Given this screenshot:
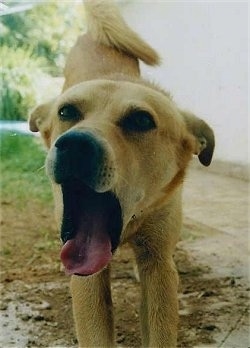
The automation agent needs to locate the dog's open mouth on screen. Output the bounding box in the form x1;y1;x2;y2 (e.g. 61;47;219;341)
60;181;122;276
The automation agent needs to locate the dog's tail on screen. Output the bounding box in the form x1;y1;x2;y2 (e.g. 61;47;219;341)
84;0;160;66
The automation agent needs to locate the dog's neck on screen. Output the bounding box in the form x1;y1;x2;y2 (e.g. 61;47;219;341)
147;168;186;212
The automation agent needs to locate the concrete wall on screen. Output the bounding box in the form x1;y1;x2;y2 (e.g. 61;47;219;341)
120;1;249;167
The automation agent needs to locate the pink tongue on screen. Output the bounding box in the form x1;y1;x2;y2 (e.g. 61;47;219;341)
60;214;112;276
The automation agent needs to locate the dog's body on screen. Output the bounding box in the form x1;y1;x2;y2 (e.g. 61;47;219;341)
29;1;215;347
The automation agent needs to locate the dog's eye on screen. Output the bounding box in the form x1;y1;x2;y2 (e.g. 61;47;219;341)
58;104;81;122
119;110;156;133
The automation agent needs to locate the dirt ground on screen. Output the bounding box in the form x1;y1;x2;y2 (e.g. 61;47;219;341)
0;167;249;347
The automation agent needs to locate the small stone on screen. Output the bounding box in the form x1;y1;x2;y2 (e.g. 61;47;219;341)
202;324;217;331
230;278;236;286
34;314;45;321
21;314;32;321
117;333;125;343
0;303;8;310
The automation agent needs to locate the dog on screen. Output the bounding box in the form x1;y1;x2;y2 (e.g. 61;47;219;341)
29;1;215;347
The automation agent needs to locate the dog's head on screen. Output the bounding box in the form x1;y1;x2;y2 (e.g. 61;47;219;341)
29;78;214;276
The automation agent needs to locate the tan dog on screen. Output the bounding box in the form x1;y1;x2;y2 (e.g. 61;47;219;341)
29;1;215;347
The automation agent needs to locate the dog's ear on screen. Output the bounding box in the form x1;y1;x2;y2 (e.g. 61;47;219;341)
29;99;55;148
180;110;215;166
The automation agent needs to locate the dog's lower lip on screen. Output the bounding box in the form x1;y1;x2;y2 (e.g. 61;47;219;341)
60;180;122;275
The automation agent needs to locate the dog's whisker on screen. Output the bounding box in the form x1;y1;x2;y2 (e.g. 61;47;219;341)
35;165;45;173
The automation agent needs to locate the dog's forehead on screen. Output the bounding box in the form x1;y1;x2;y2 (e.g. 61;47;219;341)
58;79;172;111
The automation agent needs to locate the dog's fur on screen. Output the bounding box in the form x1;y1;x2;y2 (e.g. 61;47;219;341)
29;1;215;347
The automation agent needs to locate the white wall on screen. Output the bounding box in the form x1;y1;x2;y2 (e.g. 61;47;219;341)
121;1;249;166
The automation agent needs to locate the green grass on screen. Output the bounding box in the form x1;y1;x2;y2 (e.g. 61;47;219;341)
0;132;52;207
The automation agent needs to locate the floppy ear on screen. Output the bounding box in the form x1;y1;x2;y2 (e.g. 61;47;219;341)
29;99;55;148
180;110;215;166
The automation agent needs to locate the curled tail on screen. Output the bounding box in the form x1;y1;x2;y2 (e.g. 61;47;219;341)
84;0;160;66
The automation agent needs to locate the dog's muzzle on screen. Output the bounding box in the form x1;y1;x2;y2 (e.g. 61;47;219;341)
47;130;122;276
54;130;111;191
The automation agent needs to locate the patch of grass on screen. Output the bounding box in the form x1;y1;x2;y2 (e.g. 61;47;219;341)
0;132;52;207
34;228;60;252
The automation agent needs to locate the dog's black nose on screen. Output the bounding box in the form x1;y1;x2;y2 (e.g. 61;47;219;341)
54;131;105;187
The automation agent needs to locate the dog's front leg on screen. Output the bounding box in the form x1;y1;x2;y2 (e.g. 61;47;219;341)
70;267;114;347
132;233;179;348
